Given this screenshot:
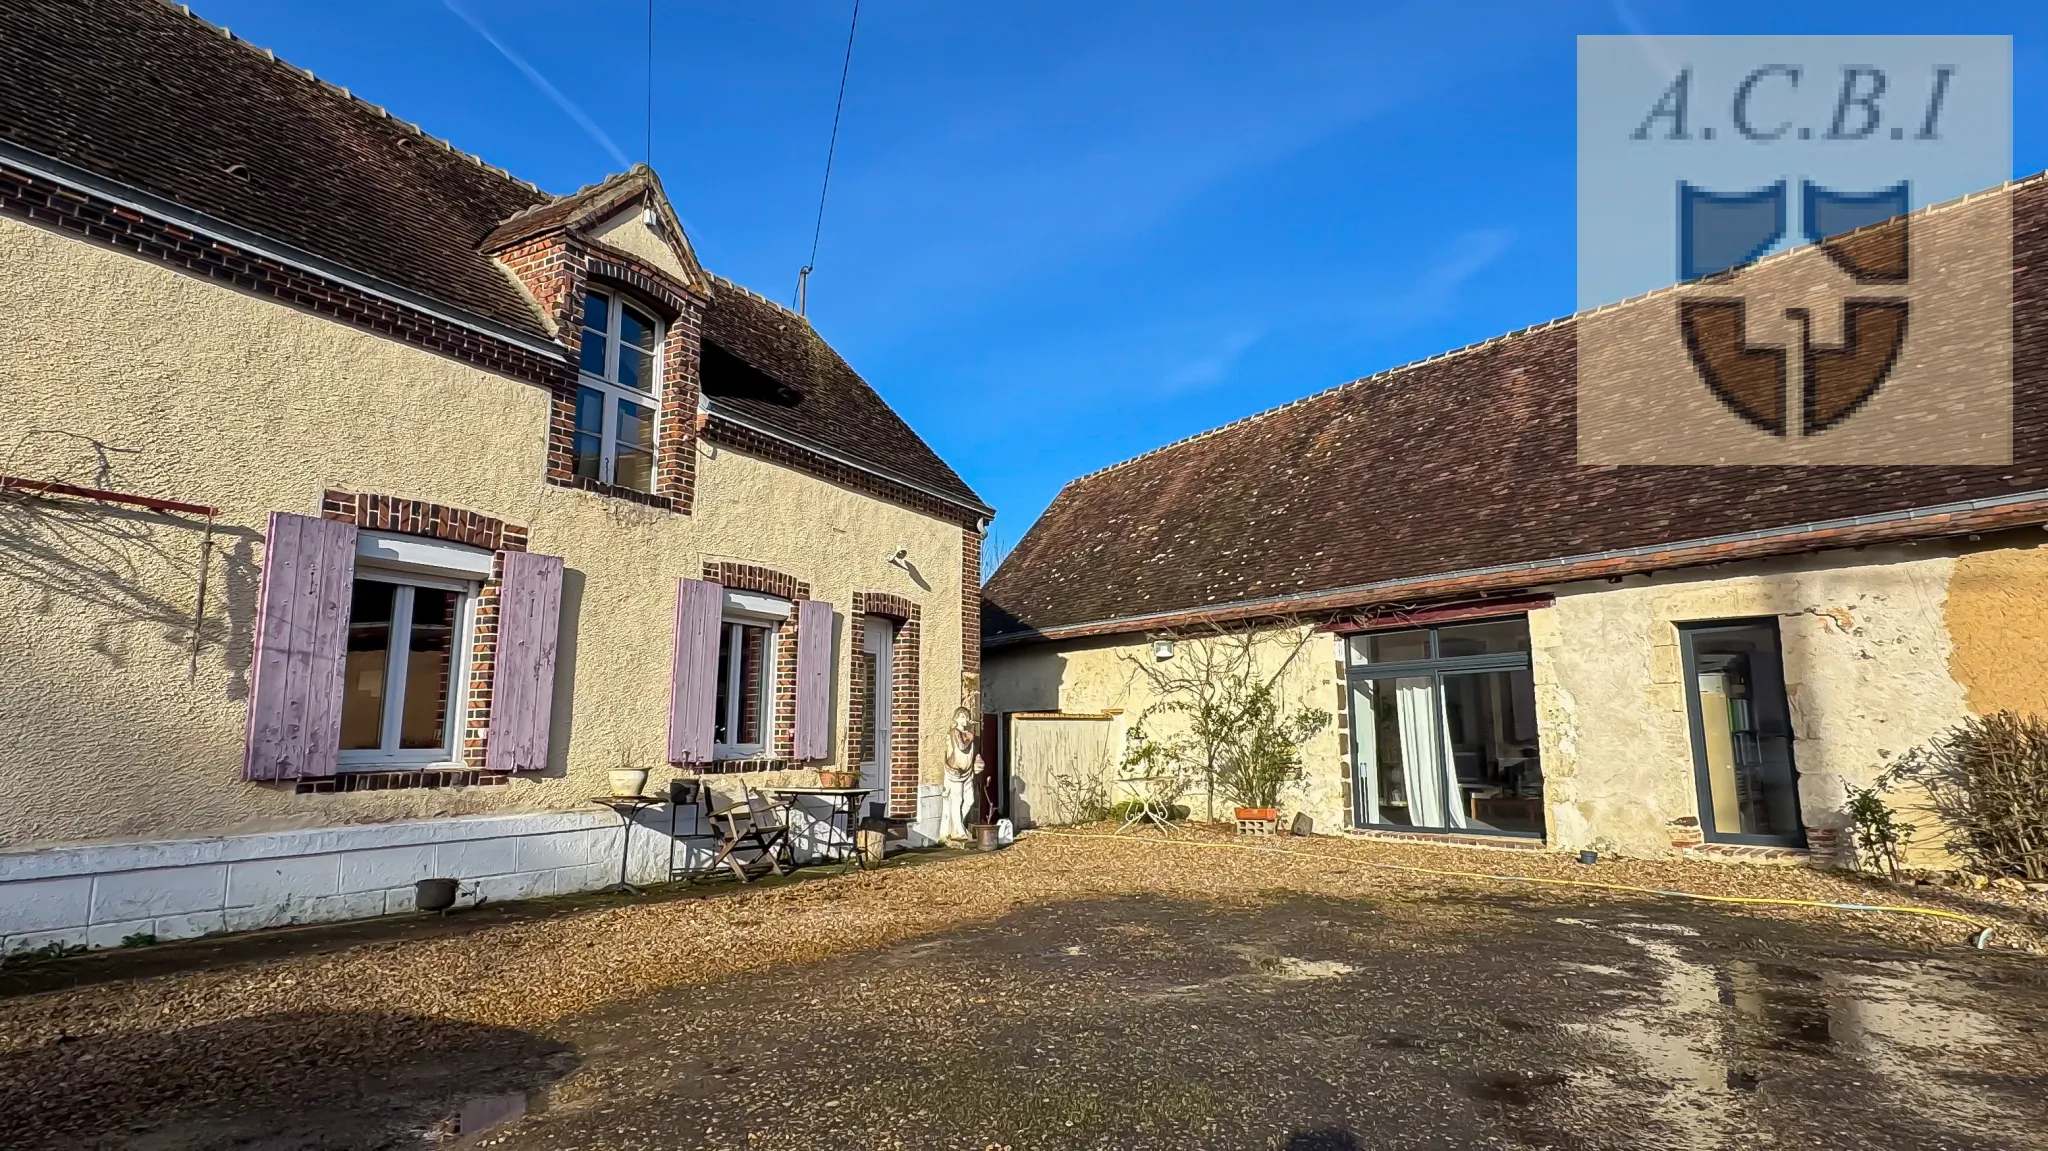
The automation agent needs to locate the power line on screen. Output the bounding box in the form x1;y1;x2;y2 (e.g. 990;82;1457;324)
795;0;861;316
645;0;655;164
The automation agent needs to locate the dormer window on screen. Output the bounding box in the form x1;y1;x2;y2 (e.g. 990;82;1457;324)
574;288;662;491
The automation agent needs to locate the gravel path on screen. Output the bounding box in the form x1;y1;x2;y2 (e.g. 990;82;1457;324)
3;828;2045;1148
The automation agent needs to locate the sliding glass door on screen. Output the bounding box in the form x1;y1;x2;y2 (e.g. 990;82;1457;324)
1680;620;1804;847
1346;619;1544;838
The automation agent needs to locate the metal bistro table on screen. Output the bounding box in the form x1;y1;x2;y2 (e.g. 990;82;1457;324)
589;794;662;894
759;786;877;868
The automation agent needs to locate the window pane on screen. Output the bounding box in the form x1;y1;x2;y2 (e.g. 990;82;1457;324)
1687;625;1801;842
340;581;395;751
1441;670;1544;835
579;292;609;376
738;624;770;746
618;345;656;391
714;624;735;745
1435;619;1531;659
1362;629;1429;664
573;387;605;480
622;304;657;351
399;588;459;750
613;400;655;491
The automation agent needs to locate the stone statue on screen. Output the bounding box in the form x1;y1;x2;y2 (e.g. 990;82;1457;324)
940;706;982;841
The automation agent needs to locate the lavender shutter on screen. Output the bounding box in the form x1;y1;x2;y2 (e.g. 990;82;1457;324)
485;551;565;772
667;578;723;764
792;599;834;759
243;512;356;781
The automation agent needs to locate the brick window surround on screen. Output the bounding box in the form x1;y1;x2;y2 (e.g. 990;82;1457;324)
701;561;814;772
847;592;922;816
494;227;704;515
320;489;529;773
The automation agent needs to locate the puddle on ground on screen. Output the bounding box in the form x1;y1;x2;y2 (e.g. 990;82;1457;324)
1554;922;2016;1149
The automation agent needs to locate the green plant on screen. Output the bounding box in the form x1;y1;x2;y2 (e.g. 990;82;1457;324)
119;932;159;949
1120;625;1326;821
1844;771;1915;878
1212;683;1330;811
1890;710;2048;880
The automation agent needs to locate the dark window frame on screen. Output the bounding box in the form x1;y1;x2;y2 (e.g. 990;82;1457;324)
1343;617;1544;840
1678;618;1808;848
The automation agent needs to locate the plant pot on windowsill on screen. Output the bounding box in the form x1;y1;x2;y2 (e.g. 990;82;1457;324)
609;768;650;798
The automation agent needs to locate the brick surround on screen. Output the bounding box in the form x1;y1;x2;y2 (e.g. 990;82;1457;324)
320;488;529;774
849;592;922;815
701;561;817;767
492;227;704;515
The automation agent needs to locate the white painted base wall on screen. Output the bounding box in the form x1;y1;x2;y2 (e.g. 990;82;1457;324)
0;790;953;956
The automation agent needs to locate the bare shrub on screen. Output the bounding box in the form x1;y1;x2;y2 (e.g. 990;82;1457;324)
1891;710;2048;880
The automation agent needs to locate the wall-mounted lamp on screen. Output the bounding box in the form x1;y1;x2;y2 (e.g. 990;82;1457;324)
1151;638;1176;661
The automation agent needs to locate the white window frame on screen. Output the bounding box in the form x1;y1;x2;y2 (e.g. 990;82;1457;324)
713;591;790;761
337;565;478;771
576;288;664;489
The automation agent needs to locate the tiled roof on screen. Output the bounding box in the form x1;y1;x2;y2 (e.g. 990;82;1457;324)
0;0;553;336
983;177;2048;642
702;276;988;512
0;0;981;515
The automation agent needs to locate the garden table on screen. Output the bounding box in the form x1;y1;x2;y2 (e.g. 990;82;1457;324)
759;786;877;868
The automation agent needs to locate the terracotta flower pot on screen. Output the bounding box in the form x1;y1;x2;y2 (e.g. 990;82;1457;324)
1234;807;1279;822
820;770;860;789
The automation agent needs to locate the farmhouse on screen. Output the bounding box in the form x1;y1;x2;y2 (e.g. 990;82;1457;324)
983;175;2048;865
0;0;988;953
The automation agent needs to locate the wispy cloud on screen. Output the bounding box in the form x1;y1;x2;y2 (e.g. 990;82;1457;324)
442;0;631;169
1367;227;1515;329
1161;327;1266;394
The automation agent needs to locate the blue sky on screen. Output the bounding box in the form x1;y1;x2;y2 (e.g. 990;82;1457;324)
189;1;2047;562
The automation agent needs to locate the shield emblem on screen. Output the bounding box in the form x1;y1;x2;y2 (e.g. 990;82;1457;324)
1805;180;1910;282
1678;181;1787;281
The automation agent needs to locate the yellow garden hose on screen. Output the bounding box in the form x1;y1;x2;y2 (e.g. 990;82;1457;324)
1028;829;1999;943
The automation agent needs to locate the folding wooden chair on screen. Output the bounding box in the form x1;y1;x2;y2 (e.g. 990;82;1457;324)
704;789;796;882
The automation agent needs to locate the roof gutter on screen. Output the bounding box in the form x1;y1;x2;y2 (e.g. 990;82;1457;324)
985;486;2048;647
705;406;996;520
0;139;569;363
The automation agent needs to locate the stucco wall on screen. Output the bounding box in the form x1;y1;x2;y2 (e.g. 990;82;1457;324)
982;626;1350;829
987;539;2048;863
1536;545;1977;861
0;214;966;852
1945;540;2048;718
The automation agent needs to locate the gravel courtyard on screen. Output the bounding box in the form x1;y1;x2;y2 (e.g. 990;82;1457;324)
4;830;2047;1150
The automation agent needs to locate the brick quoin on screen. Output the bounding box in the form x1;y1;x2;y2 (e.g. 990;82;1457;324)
321;488;529;773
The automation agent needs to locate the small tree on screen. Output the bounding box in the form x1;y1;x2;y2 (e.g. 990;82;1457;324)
1119;623;1328;821
1889;711;2048;880
1213;682;1330;811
